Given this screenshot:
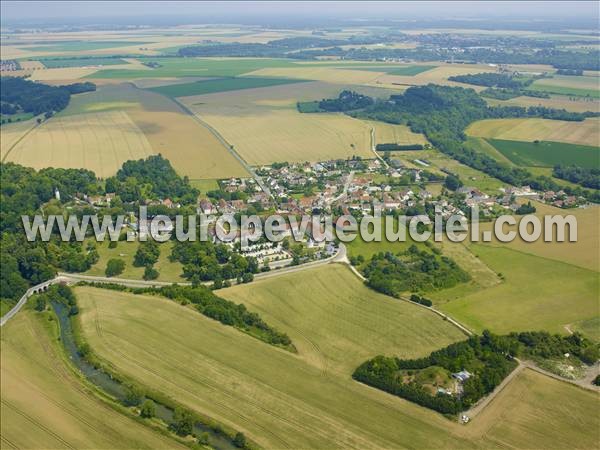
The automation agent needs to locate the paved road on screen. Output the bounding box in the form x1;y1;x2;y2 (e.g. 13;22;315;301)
1;244;346;327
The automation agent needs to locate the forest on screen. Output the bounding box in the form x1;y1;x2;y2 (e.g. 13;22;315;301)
0;77;95;116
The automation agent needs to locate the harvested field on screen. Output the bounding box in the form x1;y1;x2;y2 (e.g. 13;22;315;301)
466;117;600;147
2;110;154;178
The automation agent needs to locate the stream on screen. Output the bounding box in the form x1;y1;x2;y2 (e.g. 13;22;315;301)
52;301;237;450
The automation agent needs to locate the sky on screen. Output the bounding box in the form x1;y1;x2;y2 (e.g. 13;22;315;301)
2;1;599;23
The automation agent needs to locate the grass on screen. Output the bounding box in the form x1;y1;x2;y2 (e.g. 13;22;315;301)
58;83;248;179
22;41;150;52
39;57;127;68
0;308;187;449
1;110;154;179
75;265;474;449
190;178;220;194
75;264;600;449
439;244;599;335
89;57;297;79
484;93;600;113
84;240;184;282
487;138;600;169
466;117;600;147
571;317;600;342
149;77;309;98
526;75;600;99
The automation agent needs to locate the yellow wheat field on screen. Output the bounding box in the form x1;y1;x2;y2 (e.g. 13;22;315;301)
3;111;154;178
466;117;600;147
365;120;430;146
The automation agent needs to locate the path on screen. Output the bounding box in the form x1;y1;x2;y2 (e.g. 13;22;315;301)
370;127;389;169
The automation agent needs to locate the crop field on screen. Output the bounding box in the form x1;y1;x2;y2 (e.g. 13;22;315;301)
90;57;298;79
245;66;386;84
0;309;187;449
466;117;600;147
21;40;151;53
2;110;154;179
182;82;375;165
461;369;600;449
0;118;37;158
439;244;599;335
570;317;600;342
527;75;600;98
39;57;128;68
487;138;600;168
148;76;310;97
485;93;600;113
17;60;45;70
84;240;184;282
75;264;599;449
59;83;248;179
361;65;435;76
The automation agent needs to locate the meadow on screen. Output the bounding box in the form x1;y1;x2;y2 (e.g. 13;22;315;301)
527;74;600;98
466;117;600;147
485;93;600;113
367;120;430;146
75;264;600;449
438;244;599;335
487;138;600;168
0;309;187;449
148;76;309;98
21;40;151;53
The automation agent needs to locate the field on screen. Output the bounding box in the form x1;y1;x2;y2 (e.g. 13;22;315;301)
75;264;600;449
438;244;599;335
485;93;600;113
52;83;247;179
148;76;309;98
84;240;185;282
0;309;187;449
527;75;600;98
0;119;37;157
1;110;154;178
367;120;430;146
90;58;298;79
487;138;600;168
461;369;600;449
181;82;375;165
466;117;600;147
75;266;470;449
39;57;128;68
22;41;151;52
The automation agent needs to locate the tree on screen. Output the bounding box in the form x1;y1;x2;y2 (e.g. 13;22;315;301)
34;295;46;312
233;432;247;448
444;174;462;191
143;265;159;281
134;241;160;267
241;272;253;283
140;399;156;418
198;432;210;445
105;258;125;277
123;385;144;407
171;407;194;436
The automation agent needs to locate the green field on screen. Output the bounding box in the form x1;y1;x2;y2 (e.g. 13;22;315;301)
90;57;298;79
149;76;309;98
0;309;187;449
39;57;127;68
439;244;599;335
526;83;600;98
358;65;436;76
487;138;600;169
23;41;150;52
